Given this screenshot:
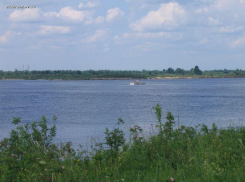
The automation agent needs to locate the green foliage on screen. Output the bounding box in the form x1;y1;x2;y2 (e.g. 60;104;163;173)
104;118;125;158
12;117;21;125
193;65;203;75
175;68;185;75
166;67;175;74
2;66;242;80
1;105;245;181
152;104;163;134
233;69;245;76
130;125;143;143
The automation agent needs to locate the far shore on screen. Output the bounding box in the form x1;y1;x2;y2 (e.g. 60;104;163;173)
1;76;245;81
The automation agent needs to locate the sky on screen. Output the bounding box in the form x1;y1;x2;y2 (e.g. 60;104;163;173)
0;0;245;71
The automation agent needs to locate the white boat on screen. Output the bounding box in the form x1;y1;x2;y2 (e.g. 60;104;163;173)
130;80;146;85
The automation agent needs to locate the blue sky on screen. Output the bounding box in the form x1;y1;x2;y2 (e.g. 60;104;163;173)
0;0;245;71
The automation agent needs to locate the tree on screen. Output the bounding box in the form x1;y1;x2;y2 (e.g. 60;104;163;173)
193;66;203;75
233;69;244;76
223;69;229;74
76;70;82;75
175;68;185;75
166;68;175;74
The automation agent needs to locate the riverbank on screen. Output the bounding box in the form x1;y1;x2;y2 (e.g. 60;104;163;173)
1;68;244;81
1;105;245;181
1;76;245;81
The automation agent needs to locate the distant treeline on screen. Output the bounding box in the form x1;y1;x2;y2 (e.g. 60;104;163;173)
1;66;245;80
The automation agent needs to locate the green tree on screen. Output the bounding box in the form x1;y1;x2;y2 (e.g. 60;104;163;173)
193;66;203;75
233;69;244;76
76;70;82;75
166;68;175;74
175;68;185;75
223;69;229;73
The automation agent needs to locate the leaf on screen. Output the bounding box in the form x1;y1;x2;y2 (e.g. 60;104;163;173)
39;160;47;165
12;117;21;125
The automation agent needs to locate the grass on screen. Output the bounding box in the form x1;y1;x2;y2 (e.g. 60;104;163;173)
1;105;245;181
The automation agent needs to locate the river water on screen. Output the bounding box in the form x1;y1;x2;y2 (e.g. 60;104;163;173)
1;79;245;148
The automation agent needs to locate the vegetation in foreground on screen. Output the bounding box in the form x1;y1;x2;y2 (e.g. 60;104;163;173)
1;66;245;80
1;105;245;182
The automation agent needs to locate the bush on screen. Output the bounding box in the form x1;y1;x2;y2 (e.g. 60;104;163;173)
1;105;245;181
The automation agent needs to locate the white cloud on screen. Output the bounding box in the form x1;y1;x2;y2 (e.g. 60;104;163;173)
231;37;245;47
196;8;208;14
220;26;243;33
58;7;86;21
114;35;120;40
195;0;244;14
191;0;245;37
0;31;21;43
131;2;186;31
123;32;171;39
106;8;124;22
208;17;220;25
39;26;70;35
9;6;88;23
211;0;242;11
113;31;183;45
94;16;105;24
44;7;86;22
78;3;84;8
86;30;106;42
85;7;124;24
195;0;245;19
0;34;8;43
87;2;98;8
84;16;105;24
43;11;59;17
203;0;245;14
9;8;41;22
79;2;98;8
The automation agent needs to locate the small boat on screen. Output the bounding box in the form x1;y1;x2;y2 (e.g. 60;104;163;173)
130;80;146;85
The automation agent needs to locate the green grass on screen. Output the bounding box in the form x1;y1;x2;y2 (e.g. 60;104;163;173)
1;106;245;182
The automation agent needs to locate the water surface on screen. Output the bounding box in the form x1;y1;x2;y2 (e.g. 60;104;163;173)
1;79;245;147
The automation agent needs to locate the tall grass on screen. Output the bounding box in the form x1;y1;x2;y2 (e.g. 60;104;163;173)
1;104;245;181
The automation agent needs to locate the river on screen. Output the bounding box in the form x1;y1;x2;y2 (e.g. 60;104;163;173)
1;79;245;148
